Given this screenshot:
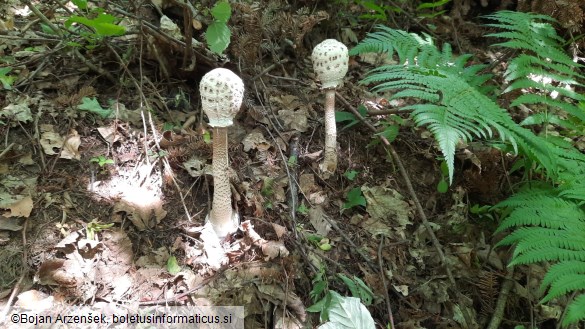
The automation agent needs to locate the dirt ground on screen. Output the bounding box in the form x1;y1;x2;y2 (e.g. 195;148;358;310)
1;0;584;328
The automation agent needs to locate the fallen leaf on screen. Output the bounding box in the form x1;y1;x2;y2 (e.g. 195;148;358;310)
1;196;33;217
60;129;81;160
308;205;331;236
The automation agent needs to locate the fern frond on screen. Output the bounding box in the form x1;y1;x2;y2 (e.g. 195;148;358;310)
563;294;585;326
541;261;585;289
511;248;585;265
540;273;585;303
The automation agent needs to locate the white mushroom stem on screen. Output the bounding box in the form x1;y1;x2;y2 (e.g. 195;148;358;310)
210;126;234;236
323;89;337;173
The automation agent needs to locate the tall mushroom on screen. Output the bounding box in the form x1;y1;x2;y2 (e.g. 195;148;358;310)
311;39;349;177
200;68;244;238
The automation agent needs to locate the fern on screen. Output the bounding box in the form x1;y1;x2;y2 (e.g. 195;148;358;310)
350;25;557;184
485;11;585;125
352;10;585;326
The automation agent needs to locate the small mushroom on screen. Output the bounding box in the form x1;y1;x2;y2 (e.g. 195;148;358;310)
200;68;244;237
311;39;349;177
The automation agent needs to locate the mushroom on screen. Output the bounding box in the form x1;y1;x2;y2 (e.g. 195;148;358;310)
311;39;349;177
200;68;244;238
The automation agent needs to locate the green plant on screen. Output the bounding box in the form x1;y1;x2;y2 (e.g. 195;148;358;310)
296;203;309;215
337;273;375;306
306;234;333;251
166;255;181;275
437;160;449;193
350;11;585;326
484;11;585;132
64;1;126;49
85;218;114;240
0;67;15;90
77;97;114;119
343;169;359;181
416;0;451;18
343;187;366;210
205;1;231;54
308;269;375;328
350;25;559;184
90;155;114;168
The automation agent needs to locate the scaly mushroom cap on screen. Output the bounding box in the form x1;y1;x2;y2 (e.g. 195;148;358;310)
200;68;244;127
311;39;349;89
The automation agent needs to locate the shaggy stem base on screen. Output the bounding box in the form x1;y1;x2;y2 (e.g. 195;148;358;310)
210;127;237;237
321;89;337;177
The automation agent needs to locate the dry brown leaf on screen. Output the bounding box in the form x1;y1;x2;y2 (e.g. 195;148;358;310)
60;129;81;160
1;196;33;218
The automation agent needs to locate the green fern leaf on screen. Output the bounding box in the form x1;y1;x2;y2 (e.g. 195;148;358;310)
541;261;585;290
541;273;585;303
563;294;585;326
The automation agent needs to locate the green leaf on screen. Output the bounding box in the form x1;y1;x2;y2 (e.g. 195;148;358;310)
318;292;376;329
343;187;366;210
211;1;231;23
40;23;57;35
77;97;113;118
319;243;332;251
71;0;88;9
335;111;357;123
206;22;231;54
166;256;180;275
375;124;399;142
359;1;387;20
417;0;451;10
0;67;15;90
65;13;126;37
437;179;448;193
344;170;359;181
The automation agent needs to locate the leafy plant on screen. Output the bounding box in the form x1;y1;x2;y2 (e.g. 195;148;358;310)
77;97;114;118
337;273;375;306
416;0;451;18
343;187;366;210
351;11;585;325
90;155;114;168
437;160;449;193
308;268;375;328
0;67;15;90
297;203;309;215
350;25;558;185
343;169;359;181
335;105;367;130
166;256;181;275
64;2;126;49
484;11;585;130
86;218;114;240
310;291;375;329
205;1;231;54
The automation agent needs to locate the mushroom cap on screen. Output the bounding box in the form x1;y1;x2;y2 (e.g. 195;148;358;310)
311;39;349;89
200;68;244;127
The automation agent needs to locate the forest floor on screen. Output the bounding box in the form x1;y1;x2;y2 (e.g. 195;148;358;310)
0;1;581;328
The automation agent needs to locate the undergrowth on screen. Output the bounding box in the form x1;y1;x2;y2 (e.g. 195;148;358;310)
351;10;585;326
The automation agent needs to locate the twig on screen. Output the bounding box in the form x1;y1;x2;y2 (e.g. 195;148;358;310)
0;143;15;160
251;59;289;81
0;218;29;324
487;268;514;329
378;237;396;329
23;0;62;37
367;108;411;116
